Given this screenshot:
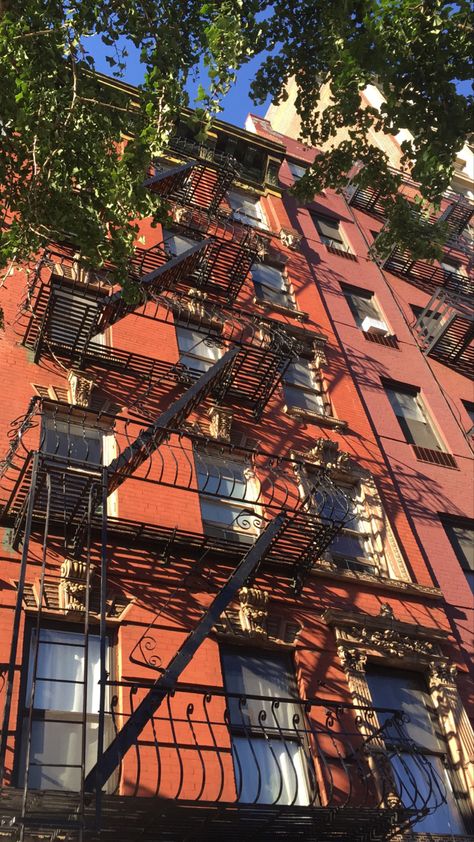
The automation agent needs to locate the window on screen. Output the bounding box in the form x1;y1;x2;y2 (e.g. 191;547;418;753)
251;264;295;310
311;214;351;254
196;453;259;544
227;191;268;229
442;518;474;596
322;487;376;575
366;666;466;834
19;627;110;791
385;383;443;451
220;647;313;805
162;229;196;257
42;417;103;465
50;283;105;352
440;258;464;277
461;400;474;436
176;325;222;375
343;285;389;335
287;161;307;181
283;359;326;415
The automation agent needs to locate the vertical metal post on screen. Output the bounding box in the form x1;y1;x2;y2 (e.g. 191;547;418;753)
0;452;40;786
95;467;109;827
20;471;51;823
79;483;94;831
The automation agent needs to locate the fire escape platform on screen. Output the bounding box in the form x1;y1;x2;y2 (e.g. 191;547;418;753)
383;248;473;298
0;789;407;842
413;288;474;379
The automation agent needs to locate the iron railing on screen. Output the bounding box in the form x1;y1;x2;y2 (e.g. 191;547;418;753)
0;399;354;589
3;684;449;842
20;252;300;419
412;287;474;379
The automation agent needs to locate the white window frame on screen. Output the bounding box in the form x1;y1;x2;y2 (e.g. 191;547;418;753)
227;190;268;230
196;452;261;543
283;358;328;416
312;214;353;254
176;324;223;375
251;263;295;311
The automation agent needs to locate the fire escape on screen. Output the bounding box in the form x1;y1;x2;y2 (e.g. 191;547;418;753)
0;142;446;841
347;174;474;379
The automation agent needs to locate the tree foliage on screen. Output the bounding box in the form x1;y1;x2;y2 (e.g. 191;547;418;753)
0;0;472;307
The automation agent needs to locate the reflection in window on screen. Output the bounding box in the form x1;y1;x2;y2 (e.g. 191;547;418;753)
366;666;466;834
196;454;259;544
385;383;443;451
283;360;326;415
252;264;295;310
176;325;222;375
221;647;313;806
20;628;109;792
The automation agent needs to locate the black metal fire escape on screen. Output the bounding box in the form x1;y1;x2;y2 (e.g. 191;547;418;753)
0;137;452;842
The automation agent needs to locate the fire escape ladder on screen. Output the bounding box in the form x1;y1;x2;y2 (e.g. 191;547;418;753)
106;347;239;494
439;196;474;239
413;287;474;375
83;511;288;793
96;239;213;332
143;161;197;199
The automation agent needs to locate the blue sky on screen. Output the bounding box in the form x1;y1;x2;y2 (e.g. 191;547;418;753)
88;33;472;130
88;35;271;128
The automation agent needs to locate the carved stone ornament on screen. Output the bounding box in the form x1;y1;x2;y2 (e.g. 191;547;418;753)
348;625;435;659
301;438;362;477
337;645;368;673
238;586;269;639
208;405;233;442
67;370;95;407
279;227;302;250
312;337;328;368
428;659;458;691
379;602;394;619
58;558;93;614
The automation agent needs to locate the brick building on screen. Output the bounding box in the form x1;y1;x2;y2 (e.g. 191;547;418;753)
0;77;473;840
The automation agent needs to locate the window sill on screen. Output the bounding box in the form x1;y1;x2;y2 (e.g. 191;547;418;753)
253;297;308;322
284;405;348;430
311;563;443;599
412;445;458;469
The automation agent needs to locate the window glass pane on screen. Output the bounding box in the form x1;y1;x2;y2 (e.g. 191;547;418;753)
312;215;343;244
366;667;465;834
27;720;98;792
386;389;424;422
283;385;324;413
366;668;443;753
344;290;380;327
162;230;195;256
228;192;263;221
330;531;366;560
386;387;441;449
288;162;307;181
176;326;222;372
444;522;474;572
232;737;311;805
251;264;285;291
284;361;315;390
196;457;248;499
27;629;104;714
43;420;102;464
